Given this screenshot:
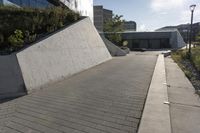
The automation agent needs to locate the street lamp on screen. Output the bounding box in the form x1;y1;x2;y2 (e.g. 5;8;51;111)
188;4;196;58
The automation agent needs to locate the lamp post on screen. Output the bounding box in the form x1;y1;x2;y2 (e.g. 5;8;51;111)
188;4;196;58
187;29;189;49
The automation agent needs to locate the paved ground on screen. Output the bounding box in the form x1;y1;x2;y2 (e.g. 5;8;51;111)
165;57;200;133
0;53;157;133
138;55;171;133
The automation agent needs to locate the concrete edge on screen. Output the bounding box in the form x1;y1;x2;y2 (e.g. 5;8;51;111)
138;54;171;133
162;50;172;57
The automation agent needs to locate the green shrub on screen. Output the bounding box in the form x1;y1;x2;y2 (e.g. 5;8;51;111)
191;47;200;71
0;34;4;46
8;30;24;48
0;5;80;53
193;56;200;71
184;70;193;79
123;40;128;47
24;31;37;43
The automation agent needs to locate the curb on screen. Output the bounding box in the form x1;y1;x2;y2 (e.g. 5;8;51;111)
138;54;171;133
162;50;171;57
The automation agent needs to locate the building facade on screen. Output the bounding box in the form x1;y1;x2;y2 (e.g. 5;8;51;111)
1;0;53;8
157;22;200;43
0;0;93;22
60;0;93;22
104;30;186;50
123;21;137;31
121;31;186;49
93;5;112;31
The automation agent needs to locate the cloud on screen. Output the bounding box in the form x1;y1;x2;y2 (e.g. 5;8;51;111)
151;0;184;11
138;24;146;31
160;12;168;15
180;6;200;23
150;0;200;25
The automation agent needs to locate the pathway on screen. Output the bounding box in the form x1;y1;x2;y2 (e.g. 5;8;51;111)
0;53;157;133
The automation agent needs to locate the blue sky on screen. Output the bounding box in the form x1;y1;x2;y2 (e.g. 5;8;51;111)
94;0;200;31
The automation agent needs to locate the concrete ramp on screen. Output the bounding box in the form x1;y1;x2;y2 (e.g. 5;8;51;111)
17;17;111;92
100;34;127;56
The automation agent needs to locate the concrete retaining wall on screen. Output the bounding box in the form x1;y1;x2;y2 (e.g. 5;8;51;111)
0;55;26;100
176;31;186;48
170;31;186;49
17;17;111;92
100;34;126;56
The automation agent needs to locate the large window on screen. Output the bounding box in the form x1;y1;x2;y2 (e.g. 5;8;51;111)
7;0;52;8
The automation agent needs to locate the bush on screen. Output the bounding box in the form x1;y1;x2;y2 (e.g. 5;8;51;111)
172;47;200;73
0;5;80;53
0;34;4;47
123;40;128;47
184;70;193;79
191;47;200;71
8;30;24;48
24;31;37;44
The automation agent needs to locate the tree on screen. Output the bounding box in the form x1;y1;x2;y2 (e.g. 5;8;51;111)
103;14;124;45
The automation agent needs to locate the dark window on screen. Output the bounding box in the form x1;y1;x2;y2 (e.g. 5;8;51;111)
9;0;21;5
132;40;140;49
160;39;170;48
7;0;52;8
21;0;30;6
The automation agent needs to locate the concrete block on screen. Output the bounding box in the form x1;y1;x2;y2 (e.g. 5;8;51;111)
17;18;111;92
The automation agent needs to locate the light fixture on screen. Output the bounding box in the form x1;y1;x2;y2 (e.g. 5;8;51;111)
190;4;196;12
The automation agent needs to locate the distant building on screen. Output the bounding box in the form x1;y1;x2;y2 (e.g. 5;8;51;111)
123;21;137;31
104;30;186;50
0;0;94;22
93;5;112;31
157;22;200;43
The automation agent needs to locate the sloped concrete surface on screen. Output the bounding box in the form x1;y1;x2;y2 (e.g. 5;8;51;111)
17;18;111;92
138;55;171;133
165;57;200;133
0;55;26;100
0;53;157;133
100;35;127;56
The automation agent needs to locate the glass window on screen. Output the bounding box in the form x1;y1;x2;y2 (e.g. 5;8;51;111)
29;0;37;8
21;0;30;7
9;0;21;5
7;0;52;8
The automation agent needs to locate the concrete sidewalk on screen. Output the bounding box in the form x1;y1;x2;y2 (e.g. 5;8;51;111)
165;56;200;133
138;54;171;133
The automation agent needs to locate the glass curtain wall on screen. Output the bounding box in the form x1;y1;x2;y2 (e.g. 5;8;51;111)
6;0;52;8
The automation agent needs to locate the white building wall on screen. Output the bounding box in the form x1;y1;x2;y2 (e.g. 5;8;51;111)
60;0;93;22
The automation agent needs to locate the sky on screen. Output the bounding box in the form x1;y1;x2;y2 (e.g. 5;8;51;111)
94;0;200;31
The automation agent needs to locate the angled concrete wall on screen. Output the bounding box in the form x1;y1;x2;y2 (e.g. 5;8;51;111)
100;34;127;56
0;55;26;100
176;30;186;48
17;18;111;92
170;30;186;49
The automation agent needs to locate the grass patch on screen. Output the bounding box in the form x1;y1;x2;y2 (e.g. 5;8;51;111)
191;47;200;71
171;46;200;93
